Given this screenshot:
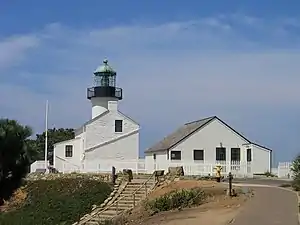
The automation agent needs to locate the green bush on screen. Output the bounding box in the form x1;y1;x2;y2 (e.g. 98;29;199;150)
146;188;206;214
292;176;300;191
264;171;276;177
279;183;292;188
0;178;112;225
291;155;300;191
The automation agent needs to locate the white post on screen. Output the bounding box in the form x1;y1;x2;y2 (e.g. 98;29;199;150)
44;100;49;170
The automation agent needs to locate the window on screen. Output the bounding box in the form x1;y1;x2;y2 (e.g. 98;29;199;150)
216;147;226;161
193;150;204;161
115;120;123;132
65;145;73;157
153;154;156;160
247;148;252;162
231;148;241;161
170;151;181;160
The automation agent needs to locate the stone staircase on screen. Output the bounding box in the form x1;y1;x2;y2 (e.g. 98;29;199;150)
77;175;156;225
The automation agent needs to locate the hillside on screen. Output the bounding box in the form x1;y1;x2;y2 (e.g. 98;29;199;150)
0;178;112;225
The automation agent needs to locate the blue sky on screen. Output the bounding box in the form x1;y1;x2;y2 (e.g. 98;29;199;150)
1;1;300;165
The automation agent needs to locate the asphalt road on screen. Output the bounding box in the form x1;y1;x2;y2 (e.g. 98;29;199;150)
223;178;298;225
224;178;292;187
231;186;299;225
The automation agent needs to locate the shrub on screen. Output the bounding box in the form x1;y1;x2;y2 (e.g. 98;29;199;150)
146;188;206;214
264;171;276;177
0;178;112;225
291;155;300;191
279;183;292;188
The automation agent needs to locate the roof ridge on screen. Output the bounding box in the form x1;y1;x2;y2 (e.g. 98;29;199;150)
184;116;216;125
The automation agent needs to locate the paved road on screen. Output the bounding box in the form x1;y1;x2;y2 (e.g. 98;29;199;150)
231;178;292;187
229;181;299;225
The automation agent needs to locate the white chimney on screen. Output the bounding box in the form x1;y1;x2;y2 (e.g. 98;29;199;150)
108;101;118;112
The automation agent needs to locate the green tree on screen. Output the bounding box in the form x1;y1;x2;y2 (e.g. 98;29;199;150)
0;119;33;205
31;128;75;165
291;155;300;191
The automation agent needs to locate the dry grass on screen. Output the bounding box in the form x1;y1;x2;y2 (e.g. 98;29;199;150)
0;188;28;212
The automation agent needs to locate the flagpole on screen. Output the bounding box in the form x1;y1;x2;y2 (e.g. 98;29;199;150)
44;100;49;170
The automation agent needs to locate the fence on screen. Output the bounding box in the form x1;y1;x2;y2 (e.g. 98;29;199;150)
278;162;293;178
38;160;253;177
153;161;253;178
30;159;298;179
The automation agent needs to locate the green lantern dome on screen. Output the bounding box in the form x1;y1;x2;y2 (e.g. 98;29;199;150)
94;59;116;75
87;59;123;105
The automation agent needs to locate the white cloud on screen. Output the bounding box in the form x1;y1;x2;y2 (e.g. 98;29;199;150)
0;35;39;70
1;14;300;161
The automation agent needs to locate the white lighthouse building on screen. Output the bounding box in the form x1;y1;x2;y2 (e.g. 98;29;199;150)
52;59;140;173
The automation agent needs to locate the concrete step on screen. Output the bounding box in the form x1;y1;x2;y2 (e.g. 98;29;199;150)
116;199;137;205
119;195;145;201
126;182;146;185
86;213;115;224
99;209;119;216
122;190;146;194
120;192;145;196
86;221;100;225
126;184;151;188
120;194;145;198
125;186;152;191
109;205;133;211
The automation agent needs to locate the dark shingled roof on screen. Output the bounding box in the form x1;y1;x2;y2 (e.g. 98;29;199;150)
145;116;272;153
145;116;216;153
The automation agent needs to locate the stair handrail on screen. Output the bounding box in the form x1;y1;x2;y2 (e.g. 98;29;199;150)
78;173;156;224
131;172;155;206
109;172;155;211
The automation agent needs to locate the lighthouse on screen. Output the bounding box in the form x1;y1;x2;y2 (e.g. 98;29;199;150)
87;59;123;119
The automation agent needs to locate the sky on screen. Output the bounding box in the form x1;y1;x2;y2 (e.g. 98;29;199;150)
1;1;300;165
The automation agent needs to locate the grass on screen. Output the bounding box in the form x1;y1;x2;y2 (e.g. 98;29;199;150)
0;178;112;225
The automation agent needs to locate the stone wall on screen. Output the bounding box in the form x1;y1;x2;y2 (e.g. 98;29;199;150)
26;172;112;182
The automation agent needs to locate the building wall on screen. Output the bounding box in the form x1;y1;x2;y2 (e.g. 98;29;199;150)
84;132;139;172
144;119;271;174
85;110;139;149
251;144;271;173
170;119;248;162
53;137;83;173
53;109;140;173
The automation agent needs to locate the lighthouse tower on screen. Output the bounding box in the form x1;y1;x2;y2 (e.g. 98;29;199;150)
87;59;123;119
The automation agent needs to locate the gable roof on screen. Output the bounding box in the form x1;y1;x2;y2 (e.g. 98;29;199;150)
145;116;272;153
145;116;215;153
74;110;139;136
74;111;110;136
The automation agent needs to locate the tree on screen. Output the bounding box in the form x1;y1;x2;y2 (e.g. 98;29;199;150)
0;119;33;205
31;128;75;165
291;155;300;191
